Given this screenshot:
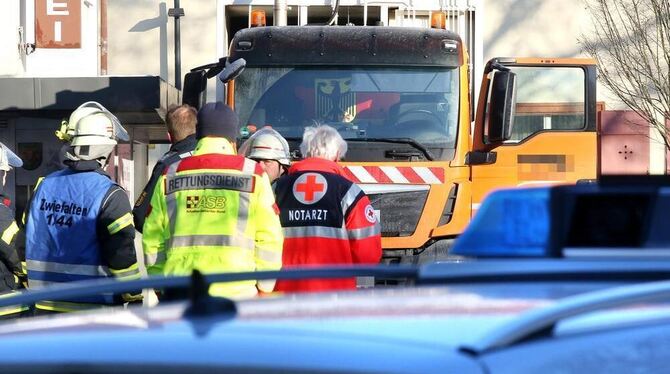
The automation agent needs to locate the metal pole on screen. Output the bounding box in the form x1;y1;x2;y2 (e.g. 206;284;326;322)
169;0;184;90
274;0;287;26
363;0;368;26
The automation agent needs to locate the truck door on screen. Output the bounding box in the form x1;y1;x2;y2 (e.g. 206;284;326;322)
470;58;598;215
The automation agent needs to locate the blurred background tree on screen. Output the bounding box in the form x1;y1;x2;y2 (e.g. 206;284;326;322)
581;0;670;148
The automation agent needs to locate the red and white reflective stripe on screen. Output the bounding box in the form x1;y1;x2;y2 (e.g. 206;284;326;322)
343;166;444;185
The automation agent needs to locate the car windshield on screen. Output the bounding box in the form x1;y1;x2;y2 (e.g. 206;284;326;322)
235;67;459;161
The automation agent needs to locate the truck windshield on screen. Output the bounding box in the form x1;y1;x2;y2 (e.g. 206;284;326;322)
235;67;459;161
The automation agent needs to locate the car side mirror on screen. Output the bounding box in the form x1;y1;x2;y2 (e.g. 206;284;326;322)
183;70;207;109
486;70;516;144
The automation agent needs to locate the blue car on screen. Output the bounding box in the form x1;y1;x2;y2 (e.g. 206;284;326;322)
0;177;668;373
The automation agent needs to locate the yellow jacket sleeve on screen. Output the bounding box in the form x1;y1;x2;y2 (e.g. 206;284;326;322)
253;173;283;292
142;174;169;276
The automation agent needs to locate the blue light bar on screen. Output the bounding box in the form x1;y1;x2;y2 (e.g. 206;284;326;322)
452;187;551;257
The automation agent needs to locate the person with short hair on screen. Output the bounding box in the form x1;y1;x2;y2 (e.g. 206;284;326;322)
274;125;382;293
142;102;283;299
133;104;197;233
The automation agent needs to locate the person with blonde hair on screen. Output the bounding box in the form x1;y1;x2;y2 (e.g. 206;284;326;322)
133;104;197;232
273;125;381;293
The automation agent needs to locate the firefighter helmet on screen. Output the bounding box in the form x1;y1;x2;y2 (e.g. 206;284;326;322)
56;101;126;142
0;142;23;171
239;127;291;168
68;108;129;162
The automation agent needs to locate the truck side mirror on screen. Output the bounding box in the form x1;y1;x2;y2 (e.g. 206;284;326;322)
485;70;516;144
218;58;246;84
182;70;207;109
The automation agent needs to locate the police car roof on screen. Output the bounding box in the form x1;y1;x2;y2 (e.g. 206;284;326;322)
452;176;670;258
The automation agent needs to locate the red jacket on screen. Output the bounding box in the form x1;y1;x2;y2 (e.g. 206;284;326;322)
274;158;382;292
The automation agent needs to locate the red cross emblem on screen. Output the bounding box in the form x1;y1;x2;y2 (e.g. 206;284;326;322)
293;173;328;205
365;204;377;223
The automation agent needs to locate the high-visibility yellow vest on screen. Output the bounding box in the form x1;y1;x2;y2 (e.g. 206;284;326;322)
142;138;283;299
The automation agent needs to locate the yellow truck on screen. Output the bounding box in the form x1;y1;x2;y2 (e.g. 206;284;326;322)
184;15;598;263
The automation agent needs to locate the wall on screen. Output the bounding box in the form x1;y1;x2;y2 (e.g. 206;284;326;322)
107;1;165;78
483;0;591;60
107;0;220;101
482;0;624;109
0;0;22;77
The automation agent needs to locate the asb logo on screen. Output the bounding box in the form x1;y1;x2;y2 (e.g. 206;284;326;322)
186;196;201;209
185;195;227;211
293;173;328;205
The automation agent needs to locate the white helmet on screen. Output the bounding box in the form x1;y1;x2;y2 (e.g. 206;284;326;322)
0;142;23;171
239;128;291;167
68;108;129;162
57;101;126;142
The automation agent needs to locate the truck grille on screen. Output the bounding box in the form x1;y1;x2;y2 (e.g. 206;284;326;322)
367;190;428;237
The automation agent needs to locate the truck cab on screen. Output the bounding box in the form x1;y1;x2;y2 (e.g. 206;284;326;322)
184;23;598;262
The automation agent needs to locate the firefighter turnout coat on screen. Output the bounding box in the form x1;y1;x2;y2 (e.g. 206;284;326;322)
142;138;283;299
0;196;22;293
25;163;139;312
274;157;382;292
0;195;29;317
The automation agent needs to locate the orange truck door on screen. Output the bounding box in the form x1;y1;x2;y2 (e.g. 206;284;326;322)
470;58;599;214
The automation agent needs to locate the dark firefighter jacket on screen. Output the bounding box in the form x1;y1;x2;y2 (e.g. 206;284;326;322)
133;134;197;233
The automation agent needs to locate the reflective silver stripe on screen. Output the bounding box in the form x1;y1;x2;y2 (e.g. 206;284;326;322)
26;260;111;277
179;151;193;159
144;250;167;267
341;184;363;215
257;248;282;264
28;279;115;301
165;161;182;234
242;157;257;174
348;224;381;240
283;226;349;240
237;158;257;236
168;234;255;249
237;192;250;235
166;161;181;177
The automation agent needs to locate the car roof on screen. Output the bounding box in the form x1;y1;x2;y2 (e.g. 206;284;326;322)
1;259;670;372
0;278;633;341
0;283;573;373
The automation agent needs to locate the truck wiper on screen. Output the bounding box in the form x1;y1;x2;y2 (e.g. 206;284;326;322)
347;138;435;161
